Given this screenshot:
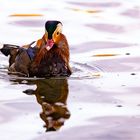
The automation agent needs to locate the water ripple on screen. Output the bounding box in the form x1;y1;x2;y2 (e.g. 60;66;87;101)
9;19;46;27
87;23;125;34
122;7;140;19
68;2;121;8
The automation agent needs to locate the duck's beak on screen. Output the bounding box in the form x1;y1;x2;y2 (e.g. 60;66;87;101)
45;39;54;51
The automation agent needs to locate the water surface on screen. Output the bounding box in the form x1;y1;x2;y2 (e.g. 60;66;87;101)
0;0;140;140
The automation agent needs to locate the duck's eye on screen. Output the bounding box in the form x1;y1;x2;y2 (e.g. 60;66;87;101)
57;32;59;35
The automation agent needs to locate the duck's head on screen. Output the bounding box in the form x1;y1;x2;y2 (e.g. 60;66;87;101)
44;20;63;51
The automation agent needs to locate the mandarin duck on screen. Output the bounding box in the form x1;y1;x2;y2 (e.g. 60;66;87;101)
0;20;72;77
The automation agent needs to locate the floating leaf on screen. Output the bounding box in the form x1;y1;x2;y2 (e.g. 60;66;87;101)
85;10;100;13
68;8;100;14
9;14;43;17
93;54;119;57
91;72;101;77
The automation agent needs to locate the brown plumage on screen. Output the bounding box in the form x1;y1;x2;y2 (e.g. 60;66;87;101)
30;33;71;77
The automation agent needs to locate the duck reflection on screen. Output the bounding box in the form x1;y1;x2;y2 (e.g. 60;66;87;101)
24;78;70;132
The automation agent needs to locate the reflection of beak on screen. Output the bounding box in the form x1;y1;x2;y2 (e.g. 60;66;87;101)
45;39;54;51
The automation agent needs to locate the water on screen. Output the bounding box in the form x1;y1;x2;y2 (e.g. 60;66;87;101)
0;0;140;140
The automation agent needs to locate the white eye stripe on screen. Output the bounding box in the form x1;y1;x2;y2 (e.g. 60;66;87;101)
45;30;48;34
52;23;62;41
55;23;63;33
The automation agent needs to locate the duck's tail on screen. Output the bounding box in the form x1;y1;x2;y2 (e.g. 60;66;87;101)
0;43;20;56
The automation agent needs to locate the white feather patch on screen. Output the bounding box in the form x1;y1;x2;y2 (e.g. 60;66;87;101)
30;41;36;48
46;46;51;51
